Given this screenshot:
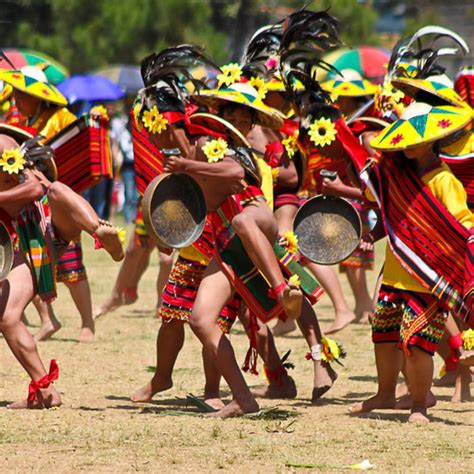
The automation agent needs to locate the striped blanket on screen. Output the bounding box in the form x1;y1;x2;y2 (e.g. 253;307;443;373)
361;154;474;328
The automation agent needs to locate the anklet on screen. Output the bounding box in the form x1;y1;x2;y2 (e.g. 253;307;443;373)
306;344;322;361
268;282;286;299
28;359;59;401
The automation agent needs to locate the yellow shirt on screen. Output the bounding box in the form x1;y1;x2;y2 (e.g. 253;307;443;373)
32;107;77;140
382;161;474;292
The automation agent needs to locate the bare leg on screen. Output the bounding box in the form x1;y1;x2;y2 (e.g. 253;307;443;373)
345;266;373;323
349;343;400;413
33;296;62;341
48;182;123;261
305;262;355;334
131;319;185;402
451;365;472;403
156;250;174;316
405;347;433;423
95;237;153;318
232;203;302;319
202;346;225;409
239;309;297;399
189;258;259;417
64;279;95;342
1;255;61;409
433;337;458;386
297;299;338;402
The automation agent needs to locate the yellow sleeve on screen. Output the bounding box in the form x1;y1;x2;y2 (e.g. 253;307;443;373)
426;170;474;229
40;108;77;140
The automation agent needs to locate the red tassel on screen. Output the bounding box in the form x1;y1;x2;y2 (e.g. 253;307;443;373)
447;333;463;350
93;232;104;250
28;359;59;402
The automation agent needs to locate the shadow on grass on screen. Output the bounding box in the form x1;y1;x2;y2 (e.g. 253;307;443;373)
348;375;378;382
78;406;105;411
0;401;11;407
347;411;472;425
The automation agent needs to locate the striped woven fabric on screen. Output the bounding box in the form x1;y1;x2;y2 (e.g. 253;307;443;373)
212;186;323;322
131;111;163;196
363;154;474;328
454;70;474;107
16;198;57;302
47;113;113;193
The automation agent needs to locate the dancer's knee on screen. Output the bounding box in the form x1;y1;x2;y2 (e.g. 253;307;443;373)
231;213;254;239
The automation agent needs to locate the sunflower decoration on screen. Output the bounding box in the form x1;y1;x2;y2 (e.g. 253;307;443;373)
116;227;126;247
248;76;268;100
90;105;109;120
271;167;279;184
321;337;346;365
282;231;298;255
202;138;229;163
288;274;301;287
308;117;337;147
132;98;144;132
217;63;242;88
462;329;474;350
0;147;26;175
282;131;299;158
142;105;168;135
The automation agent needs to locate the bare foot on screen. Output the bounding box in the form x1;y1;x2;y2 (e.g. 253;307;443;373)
451;366;472;403
253;375;297;399
95;221;124;262
79;326;95;343
207;398;259;418
278;285;303;320
272;319;297;337
355;310;371;324
326;310;356;335
35;320;62;341
395;380;409;399
312;361;338;402
408;408;430;424
93;293;123;319
433;369;457;387
348;393;396;414
131;376;173;403
395;390;436;410
459;349;474;367
7;385;61;409
204;397;225;410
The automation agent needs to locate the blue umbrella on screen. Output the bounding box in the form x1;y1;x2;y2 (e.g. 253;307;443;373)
94;64;143;95
57;74;125;104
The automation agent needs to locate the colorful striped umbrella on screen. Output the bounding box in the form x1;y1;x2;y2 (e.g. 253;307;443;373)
318;46;390;84
0;48;69;84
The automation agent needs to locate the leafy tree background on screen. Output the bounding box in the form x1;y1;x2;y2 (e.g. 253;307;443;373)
0;0;433;73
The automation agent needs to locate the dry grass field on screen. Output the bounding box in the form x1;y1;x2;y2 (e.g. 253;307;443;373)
1;228;472;472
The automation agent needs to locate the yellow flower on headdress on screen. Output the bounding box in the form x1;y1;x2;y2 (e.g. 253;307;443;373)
329;91;339;103
248;76;268;100
90;105;109;119
283;231;298;255
308;118;337;147
271;167;279;184
142;106;168;135
321;337;346;364
462;329;474;350
116;227;126;247
282;130;299;158
202;138;228;163
288;274;301;287
0;148;26;175
217;63;242;88
381;80;405;103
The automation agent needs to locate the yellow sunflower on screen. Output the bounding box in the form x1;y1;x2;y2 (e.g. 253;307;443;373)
142;106;168;135
248;76;268;100
321;337;346;364
282;131;299;158
283;230;299;255
217;63;242;88
462;329;474;350
202;138;229;163
116;227;126;247
0;148;26;174
308;118;337;147
288;274;301;287
90;105;109;119
271;167;279;184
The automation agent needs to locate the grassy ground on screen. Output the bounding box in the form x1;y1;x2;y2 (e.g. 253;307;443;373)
0;227;472;472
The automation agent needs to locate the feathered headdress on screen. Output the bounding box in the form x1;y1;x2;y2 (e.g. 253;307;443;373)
387;26;470;79
278;7;341;117
139;44;218;114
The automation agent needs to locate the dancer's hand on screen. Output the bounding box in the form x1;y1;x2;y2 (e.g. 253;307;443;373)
321;175;345;196
163;155;187;173
359;233;374;252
